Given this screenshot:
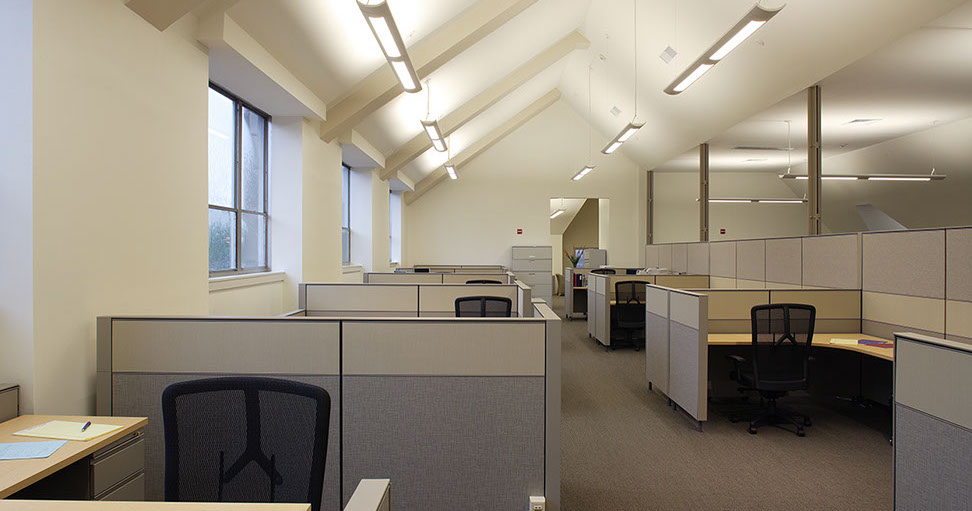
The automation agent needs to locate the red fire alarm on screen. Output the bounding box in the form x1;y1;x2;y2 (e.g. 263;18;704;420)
720;228;726;235
516;228;523;235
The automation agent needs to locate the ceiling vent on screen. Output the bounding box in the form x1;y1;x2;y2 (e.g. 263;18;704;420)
610;106;621;117
659;46;677;63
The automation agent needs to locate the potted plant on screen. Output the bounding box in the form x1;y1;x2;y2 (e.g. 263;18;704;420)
564;249;580;268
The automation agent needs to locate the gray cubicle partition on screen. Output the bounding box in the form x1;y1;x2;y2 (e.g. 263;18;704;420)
893;332;972;510
97;305;561;511
298;282;524;318
364;272;514;284
644;285;709;426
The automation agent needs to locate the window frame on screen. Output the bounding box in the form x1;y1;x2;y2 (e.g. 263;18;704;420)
342;163;351;264
208;83;271;277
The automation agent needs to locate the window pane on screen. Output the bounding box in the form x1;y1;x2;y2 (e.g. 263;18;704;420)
209;208;236;271
342;228;351;264
241;212;267;269
241;107;265;213
208;88;235;208
342;165;350;229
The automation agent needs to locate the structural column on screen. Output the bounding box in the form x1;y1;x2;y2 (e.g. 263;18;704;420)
699;143;710;242
807;85;822;235
646;170;654;245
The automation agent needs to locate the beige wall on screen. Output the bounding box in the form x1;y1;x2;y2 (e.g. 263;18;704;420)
562;199;598;258
405;100;644;267
32;0;211;413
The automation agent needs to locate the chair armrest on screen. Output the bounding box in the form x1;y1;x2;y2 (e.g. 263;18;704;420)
726;354;747;364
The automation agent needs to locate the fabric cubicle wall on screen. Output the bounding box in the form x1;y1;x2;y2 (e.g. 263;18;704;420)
299;282;523;318
97;306;561;511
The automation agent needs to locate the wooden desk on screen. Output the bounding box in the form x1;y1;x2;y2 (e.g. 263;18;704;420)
0;415;147;499
0;502;310;511
708;332;894;362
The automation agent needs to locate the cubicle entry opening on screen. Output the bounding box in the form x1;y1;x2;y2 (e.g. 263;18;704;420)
298;281;533;318
96;303;561;511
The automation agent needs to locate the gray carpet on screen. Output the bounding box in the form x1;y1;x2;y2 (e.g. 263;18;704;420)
555;296;893;511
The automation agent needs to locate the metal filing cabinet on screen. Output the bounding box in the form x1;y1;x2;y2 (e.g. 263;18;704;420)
512;246;552;304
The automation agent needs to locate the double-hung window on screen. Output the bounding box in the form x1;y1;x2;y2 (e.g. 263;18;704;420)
208;84;270;275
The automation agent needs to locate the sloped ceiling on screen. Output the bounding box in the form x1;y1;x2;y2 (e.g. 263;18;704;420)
222;0;969;194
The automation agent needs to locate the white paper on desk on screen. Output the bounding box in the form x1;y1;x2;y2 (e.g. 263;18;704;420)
0;440;68;460
829;338;859;346
13;420;123;441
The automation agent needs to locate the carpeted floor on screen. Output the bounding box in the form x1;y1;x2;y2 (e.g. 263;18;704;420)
554;295;893;511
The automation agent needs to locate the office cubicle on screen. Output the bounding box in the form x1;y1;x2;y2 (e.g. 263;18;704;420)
298;281;531;318
893;332;972;509
365;272;515;284
96;302;561;511
645;226;972;345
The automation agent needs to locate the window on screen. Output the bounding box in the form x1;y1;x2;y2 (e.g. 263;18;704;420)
342;164;351;264
208;84;270;275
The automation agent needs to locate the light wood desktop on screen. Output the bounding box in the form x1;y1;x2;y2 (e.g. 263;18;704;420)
0;502;310;511
707;332;894;362
0;415;147;499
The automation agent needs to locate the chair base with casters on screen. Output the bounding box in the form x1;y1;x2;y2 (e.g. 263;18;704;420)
728;390;812;437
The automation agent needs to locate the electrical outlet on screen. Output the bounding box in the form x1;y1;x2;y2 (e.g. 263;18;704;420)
529;496;546;511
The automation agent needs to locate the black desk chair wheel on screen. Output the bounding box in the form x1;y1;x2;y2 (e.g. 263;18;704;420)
466;279;502;284
162;377;331;510
611;281;646;351
727;303;815;436
455;296;512;317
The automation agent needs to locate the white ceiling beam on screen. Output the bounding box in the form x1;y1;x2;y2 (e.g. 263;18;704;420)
405;88;560;204
380;30;588;180
125;0;206;31
319;0;540;143
338;129;386;169
198;13;326;120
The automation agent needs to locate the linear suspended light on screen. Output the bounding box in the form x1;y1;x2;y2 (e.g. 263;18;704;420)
572;166;595;181
603;121;645;154
421;120;448;152
664;5;782;95
445;163;457;180
358;0;421;93
779;173;945;181
708;198;806;204
550;208;566;219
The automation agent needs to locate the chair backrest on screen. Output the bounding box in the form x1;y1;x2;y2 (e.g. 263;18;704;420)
413;268;430;273
162;377;330;511
454;296;513;317
625;269;638;275
749;304;816;388
465;279;502;285
591;268;616;275
615;281;646;326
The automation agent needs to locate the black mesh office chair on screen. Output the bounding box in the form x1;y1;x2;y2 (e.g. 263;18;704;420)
590;268;616;275
455;296;513;317
625;269;638;275
728;304;816;436
413;268;430;273
162;377;331;510
612;281;646;350
465;279;502;284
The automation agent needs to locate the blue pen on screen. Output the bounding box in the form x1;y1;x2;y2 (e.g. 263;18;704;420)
81;421;91;432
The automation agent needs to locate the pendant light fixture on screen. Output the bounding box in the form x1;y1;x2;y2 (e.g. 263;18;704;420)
572;65;596;181
550;198;567;219
358;0;422;93
664;4;782;95
444;136;457;180
421;80;447;152
603;0;644;154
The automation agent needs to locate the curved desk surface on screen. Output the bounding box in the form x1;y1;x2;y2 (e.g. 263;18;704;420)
708;332;894;362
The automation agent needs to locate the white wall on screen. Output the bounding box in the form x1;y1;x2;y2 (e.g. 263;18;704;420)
32;0;211;413
390;192;403;263
301;118;343;282
209;279;285;315
406;100;643;267
0;0;35;412
268;117;303;312
349;167;391;272
653;171;810;242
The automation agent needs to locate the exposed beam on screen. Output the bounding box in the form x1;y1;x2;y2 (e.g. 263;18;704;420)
338;130;385;169
380;30;589;180
320;0;539;142
404;89;560;204
125;0;206;31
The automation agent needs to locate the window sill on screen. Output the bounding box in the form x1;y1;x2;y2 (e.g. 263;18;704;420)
342;264;364;274
209;271;286;292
